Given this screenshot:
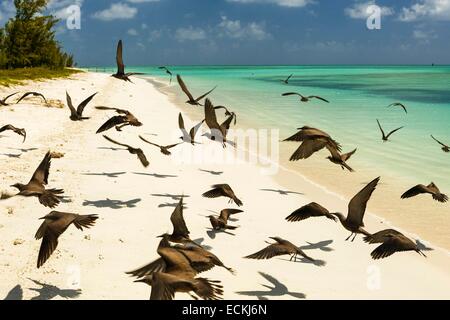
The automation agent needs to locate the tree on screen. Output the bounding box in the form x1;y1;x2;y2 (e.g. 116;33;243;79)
0;0;74;69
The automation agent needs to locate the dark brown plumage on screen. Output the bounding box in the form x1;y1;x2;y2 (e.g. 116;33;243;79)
431;135;449;153
159;66;173;84
177;74;216;106
66;91;97;121
0;124;27;142
204;98;235;147
327;148;356;172
16;92;47;104
245;237;315;262
112;40;144;82
363;229;403;244
286;202;337;222
282;92;329;103
214;105;237;125
387;102;407;114
282;74;293;84
178;113;204;145
377;119;404;142
0;92;18;106
35;211;98;268
208;209;243;231
202;184;243;207
366;230;426;260
95;106;143;133
401;182;448;203
11;151;64;208
139;136;181;156
102;135;149;167
167;197;194;245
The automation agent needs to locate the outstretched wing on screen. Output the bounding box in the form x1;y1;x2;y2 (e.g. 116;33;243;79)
347;177;380;227
282;92;302;97
309;96;329;103
2;92;19;103
66;92;77;117
17;92;47;104
103;135;129;148
126;258;166;278
116;40;125;75
96;116;126;134
204;99;221;130
376;119;385;139
77;92;98;116
401;184;429;199
219;209;243;222
431;135;447;148
289;139;328;161
170;198;190;238
386;127;404;139
190;120;205;140
195;86;217;103
30;152;52;185
177;75;195;101
245;244;291;260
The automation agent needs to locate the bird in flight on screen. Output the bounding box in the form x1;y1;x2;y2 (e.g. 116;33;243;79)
282;92;329;104
326;148;356;172
112;40;144;82
208;209;243;231
16;92;47;104
177;75;216;106
401;182;448;203
139;136;181;156
159;66;173;84
178;113;204;145
245;237;316;263
0;124;27;143
387;102;407;114
95;106;143;133
0;92;18;106
282;74;293;84
203;184;243;207
376;119;404;142
431;135;449;153
102;135;150;168
204;99;235;148
35;211;98;268
214;105;237;125
10;151;64;208
286;202;337;222
66;92;97;121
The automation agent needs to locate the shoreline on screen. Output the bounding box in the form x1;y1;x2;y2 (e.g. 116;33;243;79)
147;75;450;255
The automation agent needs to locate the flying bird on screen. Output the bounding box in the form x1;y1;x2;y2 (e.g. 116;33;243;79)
245;237;315;263
95;106;143;133
35;211;98;268
139;136;181;156
103;135;149;167
202;184;243;207
159;66;173;83
208;209;243;231
282;74;293;84
112;40;143;82
286;202;337;222
214;105;237;125
11;151;64;208
178;113;204;145
177;75;216;106
365;230;426;260
326;148;356;172
401;182;448;203
431;135;449;153
0;124;26;142
0;92;18;106
387;102;407;114
66;91;97;121
16;92;47;104
284;126;342;161
166;197;196;245
377;119;404;142
204;99;235;147
282;92;329;103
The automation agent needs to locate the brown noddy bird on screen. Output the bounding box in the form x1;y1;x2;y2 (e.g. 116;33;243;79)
66;91;97;121
431;135;449;153
282;74;293;84
377;119;404;142
204;98;235;147
0;124;27;142
102;135;149;167
0;92;18;106
202;184;243;207
177;74;216;106
11;151;64;208
401;182;448;203
35;211;98;268
282;92;329;103
208;209;243;231
178;113;204;145
112;40;144;83
286;202;337;222
95;106;143;133
245;237;315;262
16;92;47;104
387;102;407;114
139;135;181;156
326;148;356;172
214;105;237;125
158;66;173;84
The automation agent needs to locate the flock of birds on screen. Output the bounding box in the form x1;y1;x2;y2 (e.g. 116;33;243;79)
0;40;448;300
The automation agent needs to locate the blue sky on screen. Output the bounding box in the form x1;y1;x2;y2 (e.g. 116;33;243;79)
1;0;450;65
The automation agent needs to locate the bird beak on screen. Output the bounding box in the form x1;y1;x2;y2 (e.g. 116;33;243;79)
39;216;47;220
157;234;165;238
133;279;146;283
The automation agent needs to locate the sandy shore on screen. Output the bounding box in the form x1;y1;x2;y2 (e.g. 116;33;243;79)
0;72;449;300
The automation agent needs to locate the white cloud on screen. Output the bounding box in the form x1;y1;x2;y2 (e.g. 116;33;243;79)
413;28;438;43
399;0;450;21
218;16;271;40
344;1;394;19
128;28;138;36
175;26;207;42
48;0;84;20
92;3;137;21
226;0;314;8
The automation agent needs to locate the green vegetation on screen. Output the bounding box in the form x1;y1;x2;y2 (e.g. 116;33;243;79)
0;0;75;70
0;67;81;87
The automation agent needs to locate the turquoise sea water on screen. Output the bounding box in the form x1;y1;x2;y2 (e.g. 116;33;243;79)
95;65;450;192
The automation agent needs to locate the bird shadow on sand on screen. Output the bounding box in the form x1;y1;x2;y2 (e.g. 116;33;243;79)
0;153;21;158
82;172;127;178
192;238;213;251
207;229;236;239
132;172;178;179
28;279;81;300
3;285;23;300
97;147;123;151
7;147;38;153
83;198;141;209
236;272;306;300
158;202;187;209
198;169;224;176
151;193;190;201
299;240;334;252
416;240;434;251
259;189;304;196
279;256;327;267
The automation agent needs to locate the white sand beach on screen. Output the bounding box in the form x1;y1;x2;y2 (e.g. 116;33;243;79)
1;72;449;300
